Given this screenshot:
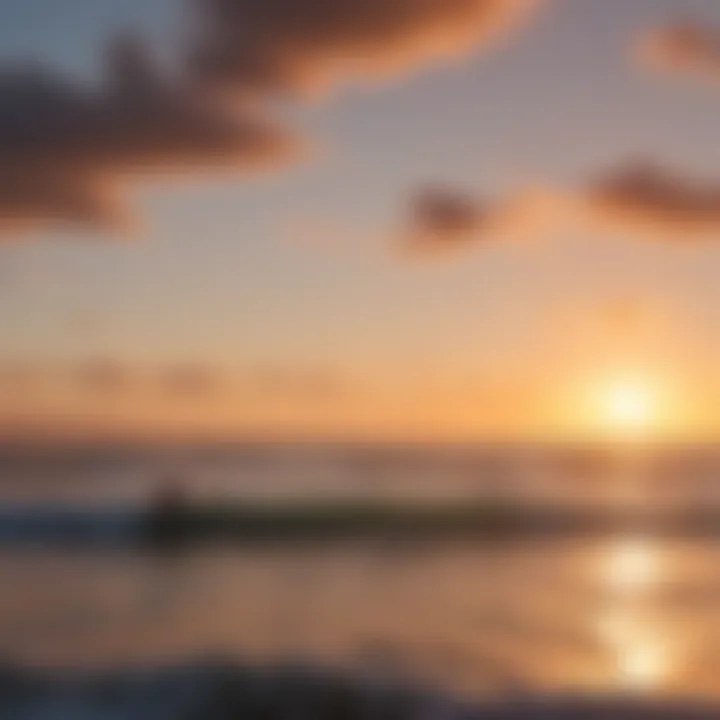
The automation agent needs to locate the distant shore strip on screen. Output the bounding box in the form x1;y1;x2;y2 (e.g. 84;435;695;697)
1;500;720;547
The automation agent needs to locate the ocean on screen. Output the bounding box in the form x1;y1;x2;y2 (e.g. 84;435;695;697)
1;443;720;705
1;442;719;509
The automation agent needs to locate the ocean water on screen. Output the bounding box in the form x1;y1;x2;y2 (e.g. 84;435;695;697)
1;443;720;701
4;537;720;698
0;442;719;509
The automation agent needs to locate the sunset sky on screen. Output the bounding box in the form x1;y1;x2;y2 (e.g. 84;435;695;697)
2;0;720;441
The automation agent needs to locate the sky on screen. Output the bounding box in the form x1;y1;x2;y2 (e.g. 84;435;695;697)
2;0;720;441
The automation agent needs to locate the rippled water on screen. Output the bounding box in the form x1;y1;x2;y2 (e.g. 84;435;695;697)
3;536;720;698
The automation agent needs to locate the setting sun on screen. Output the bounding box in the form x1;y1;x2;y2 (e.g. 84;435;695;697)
600;380;657;436
556;371;672;441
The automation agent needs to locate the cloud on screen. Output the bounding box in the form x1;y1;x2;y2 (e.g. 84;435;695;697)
405;186;491;250
637;22;720;84
583;161;720;239
401;185;562;254
0;36;301;233
189;0;540;94
0;0;543;234
1;359;225;397
0;171;125;231
397;160;720;256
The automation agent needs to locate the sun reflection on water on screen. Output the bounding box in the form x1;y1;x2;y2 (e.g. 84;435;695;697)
605;537;661;594
597;536;672;692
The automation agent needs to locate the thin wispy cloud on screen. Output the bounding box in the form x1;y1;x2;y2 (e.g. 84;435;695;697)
160;364;223;399
0;360;351;406
249;365;348;402
73;360;132;395
0;360;225;400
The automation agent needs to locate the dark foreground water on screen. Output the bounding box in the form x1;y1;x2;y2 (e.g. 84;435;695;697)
4;659;720;720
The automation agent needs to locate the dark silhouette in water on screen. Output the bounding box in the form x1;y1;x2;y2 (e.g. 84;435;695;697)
143;477;192;547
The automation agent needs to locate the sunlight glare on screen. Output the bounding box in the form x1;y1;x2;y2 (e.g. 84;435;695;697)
619;640;669;690
598;378;658;438
597;537;674;692
605;538;661;594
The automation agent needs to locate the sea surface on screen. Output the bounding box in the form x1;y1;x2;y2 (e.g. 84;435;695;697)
0;442;719;509
1;443;720;700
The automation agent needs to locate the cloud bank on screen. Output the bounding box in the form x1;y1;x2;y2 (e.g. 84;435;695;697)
0;36;300;233
0;0;541;234
190;0;540;94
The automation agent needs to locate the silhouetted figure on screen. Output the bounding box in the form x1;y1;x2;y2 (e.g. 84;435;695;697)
144;477;191;547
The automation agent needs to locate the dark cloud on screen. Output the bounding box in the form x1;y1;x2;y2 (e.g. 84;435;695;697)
0;38;299;174
190;0;540;94
0;36;301;233
0;0;543;233
0;171;124;230
405;186;490;249
401;185;559;254
585;161;720;238
637;22;720;84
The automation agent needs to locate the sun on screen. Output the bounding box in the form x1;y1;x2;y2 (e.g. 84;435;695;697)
598;378;658;437
554;368;678;442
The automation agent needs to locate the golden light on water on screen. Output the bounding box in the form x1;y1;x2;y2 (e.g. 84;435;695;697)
604;537;661;593
620;641;670;690
598;537;673;692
